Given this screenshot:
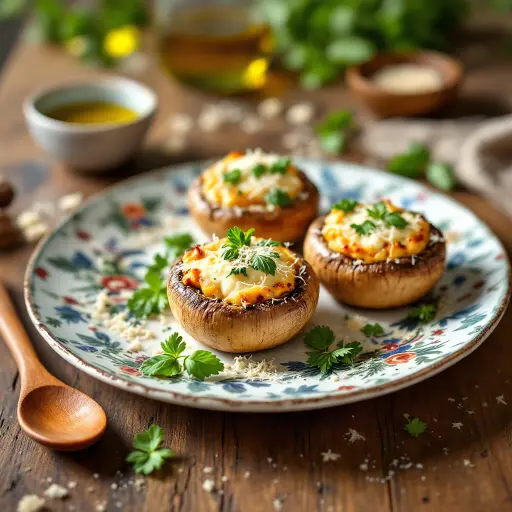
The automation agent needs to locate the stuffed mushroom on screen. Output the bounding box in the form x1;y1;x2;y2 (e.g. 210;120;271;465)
304;199;446;309
168;227;320;353
188;149;319;242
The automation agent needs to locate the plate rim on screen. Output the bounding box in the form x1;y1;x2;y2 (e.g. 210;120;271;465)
24;159;512;412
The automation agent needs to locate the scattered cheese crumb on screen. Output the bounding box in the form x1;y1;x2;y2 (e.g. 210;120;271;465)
17;495;45;512
203;467;213;474
360;463;368;471
58;192;83;213
221;475;228;482
286;103;314;125
452;422;463;430
345;428;366;443
223;356;280;381
164;136;186;154
96;501;107;512
44;483;69;499
321;449;341;462
22;467;32;473
257;98;283;119
496;395;507;405
273;498;284;511
16;211;41;229
134;478;145;492
169;113;193;134
111;483;118;490
67;481;77;489
463;459;475;468
93;473;99;479
23;222;49;243
202;479;215;492
240;116;263;134
244;471;251;479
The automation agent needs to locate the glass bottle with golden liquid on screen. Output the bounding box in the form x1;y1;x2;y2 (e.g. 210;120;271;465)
154;0;273;94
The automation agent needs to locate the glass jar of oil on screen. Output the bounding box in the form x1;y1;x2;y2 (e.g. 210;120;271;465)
154;0;273;95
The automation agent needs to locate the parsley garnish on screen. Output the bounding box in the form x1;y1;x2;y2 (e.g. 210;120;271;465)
367;202;408;228
223;169;242;185
408;303;437;323
126;424;174;475
315;110;353;155
140;332;224;381
403;414;427;438
304;325;363;374
221;226;254;260
332;198;358;213
128;233;194;318
257;239;281;247
250;253;278;275
269;158;290;175
351;220;376;236
387;142;430;179
252;164;267;178
266;189;292;207
361;323;384;337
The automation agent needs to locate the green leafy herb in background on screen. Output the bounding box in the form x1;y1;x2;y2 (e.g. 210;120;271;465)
315;110;354;155
403;414;428;438
361;323;384;337
332;198;358;212
126;424;174;475
408;303;437;323
140;332;224;381
304;325;363;374
266;188;292;207
425;162;457;191
223;169;242;185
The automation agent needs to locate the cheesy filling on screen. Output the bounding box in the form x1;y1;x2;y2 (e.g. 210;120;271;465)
322;200;430;263
181;237;300;306
201;149;304;208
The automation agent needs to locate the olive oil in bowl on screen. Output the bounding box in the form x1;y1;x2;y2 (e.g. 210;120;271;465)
46;102;139;125
156;4;272;94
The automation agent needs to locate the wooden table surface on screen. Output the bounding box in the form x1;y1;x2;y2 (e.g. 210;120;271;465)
2;30;512;512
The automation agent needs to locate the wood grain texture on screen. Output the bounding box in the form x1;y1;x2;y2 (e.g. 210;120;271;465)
1;23;512;512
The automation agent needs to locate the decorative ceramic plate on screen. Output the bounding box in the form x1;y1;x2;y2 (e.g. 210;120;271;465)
25;160;510;412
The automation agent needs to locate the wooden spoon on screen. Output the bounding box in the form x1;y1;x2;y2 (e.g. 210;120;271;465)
0;282;107;450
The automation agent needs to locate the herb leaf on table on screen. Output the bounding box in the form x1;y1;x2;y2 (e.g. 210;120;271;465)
403;414;428;438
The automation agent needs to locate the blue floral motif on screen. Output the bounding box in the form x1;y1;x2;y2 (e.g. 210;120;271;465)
71;251;94;270
380;344;412;359
78;345;98;352
283;385;319;395
447;252;465;270
55;305;86;324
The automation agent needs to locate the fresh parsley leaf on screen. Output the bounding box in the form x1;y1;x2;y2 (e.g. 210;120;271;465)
318;131;345;155
332;198;358;212
269;158;290;175
164;233;194;260
304;326;362;374
223;169;242;185
403;414;427;438
351;220;376;236
384;211;408;228
316;110;353;134
257;239;281;247
226;267;248;278
224;226;254;250
408;303;437;323
250;254;277;276
266;189;292;207
183;350;224;381
361;323;384;337
367;202;388;220
126;424;174;475
252;163;267;178
139;332;224;381
426;162;456;191
387;142;430;179
128;287;168;319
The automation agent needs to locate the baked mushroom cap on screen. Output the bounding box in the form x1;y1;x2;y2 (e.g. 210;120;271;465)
167;257;320;353
304;216;446;309
188;170;319;242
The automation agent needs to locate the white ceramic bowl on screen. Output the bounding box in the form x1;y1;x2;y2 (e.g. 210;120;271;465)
23;77;157;174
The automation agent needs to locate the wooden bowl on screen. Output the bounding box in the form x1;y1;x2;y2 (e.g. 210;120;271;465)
346;51;463;118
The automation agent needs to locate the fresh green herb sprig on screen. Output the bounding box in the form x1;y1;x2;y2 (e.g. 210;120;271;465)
140;332;224;381
269;158;291;175
408;303;437;323
361;323;384;337
252;164;267;178
403;414;428;438
316;110;354;155
128;233;194;318
332;198;358;212
223;169;242;185
126;424;174;475
367;202;408;228
304;325;363;374
266;189;292;207
425;162;457;191
351;220;376;236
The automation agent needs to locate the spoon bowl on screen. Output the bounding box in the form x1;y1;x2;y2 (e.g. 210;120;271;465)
18;384;107;450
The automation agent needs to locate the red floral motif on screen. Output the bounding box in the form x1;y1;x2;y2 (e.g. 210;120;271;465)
121;203;147;220
457;293;472;302
34;267;48;280
473;280;485;289
337;385;357;391
76;230;91;241
416;191;428;202
385;352;416;365
119;365;142;377
432;329;444;336
101;275;138;292
63;296;79;305
385;344;400;351
88;326;97;332
496;254;504;260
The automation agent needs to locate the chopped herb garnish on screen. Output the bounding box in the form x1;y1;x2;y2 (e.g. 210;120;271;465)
351;220;376;236
269;158;290;175
387;142;430;179
252;163;267;178
126;424;174;475
140;332;224;381
250;253;278;276
223;169;242;185
403;414;427;438
367;202;388;220
361;323;384;337
367;202;408;229
265;189;292;207
257;239;281;247
128;233;194;318
384;211;408;228
222;226;254;260
408;303;437;323
304;325;363;374
332;198;358;213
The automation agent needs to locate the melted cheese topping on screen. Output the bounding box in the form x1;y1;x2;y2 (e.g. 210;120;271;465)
181;237;300;306
322;200;430;263
201;149;304;208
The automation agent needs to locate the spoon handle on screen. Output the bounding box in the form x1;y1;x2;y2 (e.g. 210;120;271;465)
0;282;54;390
